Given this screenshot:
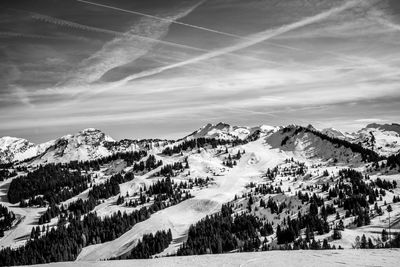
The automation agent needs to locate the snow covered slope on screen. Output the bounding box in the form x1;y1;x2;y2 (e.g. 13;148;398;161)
187;122;279;141
0;137;53;164
1;121;400;265
77;139;286;260
2;122;398;165
349;123;400;156
31;249;400;267
266;126;363;165
29;128;122;165
321;127;346;139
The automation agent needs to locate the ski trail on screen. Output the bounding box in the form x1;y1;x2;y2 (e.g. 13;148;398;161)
77;140;287;260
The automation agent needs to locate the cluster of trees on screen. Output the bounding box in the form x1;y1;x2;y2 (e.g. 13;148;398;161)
0;195;176;266
0;168;17;181
125;177;192;208
265;167;278;180
66;150;148;171
189;177;210;187
386;152;400;170
132;155;162;173
111;229;172;259
272;237;336;251
258;198;287;214
88;173;132;200
255;183;281;195
354;234;375;249
156;162;187;177
39;172;135;224
223;150;244;168
280;163;306;177
0;204;15;237
374;177;396;190
8;164;90;205
162;138;244;156
276;202;330;245
177;205;268;255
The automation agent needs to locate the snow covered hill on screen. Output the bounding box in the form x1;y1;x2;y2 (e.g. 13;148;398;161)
29;249;400;267
266;126;363;165
0;128;171;166
186;122;279;141
0;137;53;164
321;128;346;139
348;123;400;157
1;122;399;165
1;121;400;266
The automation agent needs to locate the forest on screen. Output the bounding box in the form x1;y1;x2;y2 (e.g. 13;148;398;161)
111;229;173;259
8;164;90;205
0;205;15;237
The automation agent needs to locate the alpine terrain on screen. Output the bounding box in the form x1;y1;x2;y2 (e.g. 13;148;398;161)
0;122;400;266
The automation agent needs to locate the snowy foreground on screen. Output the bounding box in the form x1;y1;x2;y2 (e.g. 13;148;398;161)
30;250;400;267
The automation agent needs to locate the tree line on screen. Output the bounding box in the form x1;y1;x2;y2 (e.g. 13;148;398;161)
111;229;173;260
0;204;15;237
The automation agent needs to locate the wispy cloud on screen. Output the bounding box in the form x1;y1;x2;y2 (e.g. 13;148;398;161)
355;118;388;123
60;0;208;85
89;0;365;91
1;0;400;141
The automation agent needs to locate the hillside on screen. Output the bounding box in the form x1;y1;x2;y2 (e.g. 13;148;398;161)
0;122;399;266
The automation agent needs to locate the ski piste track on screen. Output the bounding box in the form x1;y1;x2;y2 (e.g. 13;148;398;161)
77;140;286;260
33;249;400;267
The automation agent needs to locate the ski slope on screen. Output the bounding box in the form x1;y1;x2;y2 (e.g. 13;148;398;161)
77;140;287;260
33;249;400;267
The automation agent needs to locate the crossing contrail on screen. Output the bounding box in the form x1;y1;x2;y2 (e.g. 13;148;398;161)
77;0;244;39
75;0;363;72
78;0;363;98
117;0;364;84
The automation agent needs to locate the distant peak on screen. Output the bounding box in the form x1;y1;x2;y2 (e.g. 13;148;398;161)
80;128;102;134
306;124;316;131
364;123;400;135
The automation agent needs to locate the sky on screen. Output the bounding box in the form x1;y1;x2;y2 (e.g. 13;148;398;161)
0;0;400;143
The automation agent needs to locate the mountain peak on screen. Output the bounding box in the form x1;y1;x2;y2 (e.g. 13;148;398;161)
79;128;102;134
365;123;400;135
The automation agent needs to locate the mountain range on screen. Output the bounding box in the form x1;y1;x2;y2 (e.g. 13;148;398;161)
1;122;399;166
0;121;400;266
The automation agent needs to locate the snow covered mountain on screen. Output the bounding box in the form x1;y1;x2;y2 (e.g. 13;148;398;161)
1;122;399;165
266;126;363;165
348;123;400;156
0;128;173;165
187;122;279;141
28;128;117;165
1;121;400;265
321;127;346;139
0;136;53;164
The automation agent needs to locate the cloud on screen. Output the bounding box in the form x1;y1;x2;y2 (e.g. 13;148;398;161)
355;118;388;123
90;0;365;91
77;0;242;38
13;86;34;107
61;0;207;85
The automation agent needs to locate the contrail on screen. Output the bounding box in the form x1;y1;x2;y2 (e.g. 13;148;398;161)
31;11;281;67
32;14;123;36
75;0;351;58
375;17;400;32
82;0;362;97
116;0;363;84
0;31;68;40
77;0;244;39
